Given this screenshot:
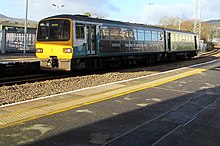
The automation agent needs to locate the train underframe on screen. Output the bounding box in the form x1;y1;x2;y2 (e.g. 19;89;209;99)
39;51;197;71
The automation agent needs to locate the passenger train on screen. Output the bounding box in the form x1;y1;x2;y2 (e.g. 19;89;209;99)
36;15;198;70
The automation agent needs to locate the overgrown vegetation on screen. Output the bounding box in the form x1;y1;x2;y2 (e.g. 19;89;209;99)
206;42;215;51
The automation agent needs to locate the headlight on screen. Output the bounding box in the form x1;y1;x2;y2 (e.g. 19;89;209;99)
63;48;73;53
36;48;43;53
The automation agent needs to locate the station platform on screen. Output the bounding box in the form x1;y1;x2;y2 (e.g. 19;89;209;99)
0;53;40;76
0;53;38;64
0;59;220;145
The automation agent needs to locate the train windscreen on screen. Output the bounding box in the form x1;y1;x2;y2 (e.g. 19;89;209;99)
37;19;70;41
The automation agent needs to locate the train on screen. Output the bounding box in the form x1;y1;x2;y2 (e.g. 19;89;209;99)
36;14;198;71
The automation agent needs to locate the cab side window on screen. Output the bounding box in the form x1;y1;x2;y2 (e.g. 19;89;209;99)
76;24;85;39
100;26;110;40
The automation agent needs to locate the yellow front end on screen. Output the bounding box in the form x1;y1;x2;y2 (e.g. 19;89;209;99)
36;18;73;71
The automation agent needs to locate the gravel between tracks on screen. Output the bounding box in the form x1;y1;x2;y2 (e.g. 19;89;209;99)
0;55;219;106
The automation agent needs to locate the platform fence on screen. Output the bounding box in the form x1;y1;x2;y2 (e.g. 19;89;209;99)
0;30;36;54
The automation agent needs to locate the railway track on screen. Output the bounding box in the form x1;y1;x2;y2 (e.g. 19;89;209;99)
0;72;75;87
0;49;219;87
199;48;220;57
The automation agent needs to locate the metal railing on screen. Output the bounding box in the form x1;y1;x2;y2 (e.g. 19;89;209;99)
0;30;36;53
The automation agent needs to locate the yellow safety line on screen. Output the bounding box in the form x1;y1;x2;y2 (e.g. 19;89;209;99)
0;65;216;129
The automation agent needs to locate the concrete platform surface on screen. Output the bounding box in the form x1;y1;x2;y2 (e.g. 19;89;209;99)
0;53;38;63
0;59;220;146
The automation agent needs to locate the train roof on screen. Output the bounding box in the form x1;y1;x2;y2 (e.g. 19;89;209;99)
45;14;163;30
163;28;196;35
44;14;196;34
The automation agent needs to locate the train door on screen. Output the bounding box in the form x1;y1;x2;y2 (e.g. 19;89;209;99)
86;25;96;55
167;33;171;52
194;35;198;50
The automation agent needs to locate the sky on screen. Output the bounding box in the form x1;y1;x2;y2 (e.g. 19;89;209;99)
0;0;219;24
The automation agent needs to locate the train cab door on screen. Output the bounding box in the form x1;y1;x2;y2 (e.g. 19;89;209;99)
86;25;97;55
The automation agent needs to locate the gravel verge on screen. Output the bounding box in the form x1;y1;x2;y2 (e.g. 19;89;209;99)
0;55;219;106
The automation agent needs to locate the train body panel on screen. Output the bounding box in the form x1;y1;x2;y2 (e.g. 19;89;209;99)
164;29;197;52
98;26;165;56
36;43;73;59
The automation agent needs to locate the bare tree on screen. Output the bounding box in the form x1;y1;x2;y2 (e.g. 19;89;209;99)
159;16;214;42
159;16;179;29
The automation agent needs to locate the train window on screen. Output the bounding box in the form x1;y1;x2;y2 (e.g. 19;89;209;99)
38;23;48;40
188;36;191;42
183;35;186;42
175;34;179;42
179;34;183;42
100;26;110;40
121;28;129;40
37;19;70;41
158;32;163;41
134;30;138;40
190;35;193;42
63;21;70;39
185;35;189;42
152;31;158;41
138;30;144;41
110;28;121;40
171;34;175;42
129;29;137;41
76;24;85;39
129;31;134;40
190;36;193;42
186;36;188;42
145;31;151;41
184;35;187;42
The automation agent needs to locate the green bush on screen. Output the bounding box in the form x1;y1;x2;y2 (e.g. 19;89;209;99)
206;42;215;51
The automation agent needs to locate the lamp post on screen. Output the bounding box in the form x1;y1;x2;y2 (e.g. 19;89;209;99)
24;0;28;54
52;4;65;13
147;3;153;25
178;17;181;30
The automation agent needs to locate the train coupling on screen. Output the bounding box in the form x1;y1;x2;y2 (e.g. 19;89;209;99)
47;56;59;68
